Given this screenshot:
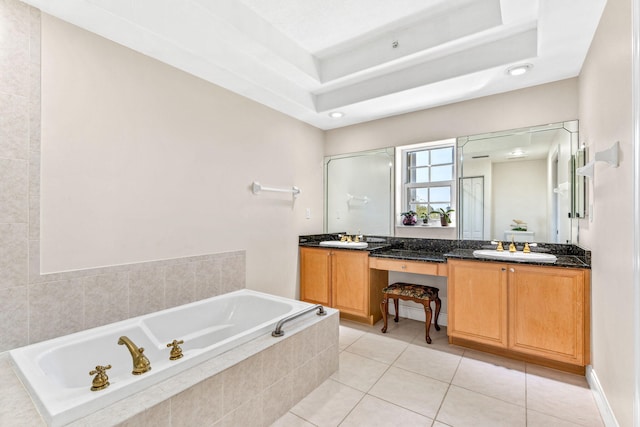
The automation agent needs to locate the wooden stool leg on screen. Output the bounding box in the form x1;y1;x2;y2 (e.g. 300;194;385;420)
393;298;399;322
422;302;433;344
433;296;441;331
380;296;389;333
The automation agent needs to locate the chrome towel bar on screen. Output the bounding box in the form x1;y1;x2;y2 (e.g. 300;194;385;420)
272;304;326;337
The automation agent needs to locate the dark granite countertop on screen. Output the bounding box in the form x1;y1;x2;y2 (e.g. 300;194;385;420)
299;234;591;269
443;248;591;269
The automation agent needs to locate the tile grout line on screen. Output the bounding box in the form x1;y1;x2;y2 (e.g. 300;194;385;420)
430;347;466;425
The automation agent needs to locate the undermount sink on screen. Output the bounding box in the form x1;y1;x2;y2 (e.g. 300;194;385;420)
319;241;368;249
472;249;557;263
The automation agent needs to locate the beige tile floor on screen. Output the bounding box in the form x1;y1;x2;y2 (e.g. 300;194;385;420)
272;318;604;427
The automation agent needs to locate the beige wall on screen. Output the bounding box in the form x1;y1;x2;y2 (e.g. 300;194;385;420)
40;15;325;297
325;79;579;156
578;0;635;424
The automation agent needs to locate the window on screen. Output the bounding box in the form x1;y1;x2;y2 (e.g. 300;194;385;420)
398;140;456;223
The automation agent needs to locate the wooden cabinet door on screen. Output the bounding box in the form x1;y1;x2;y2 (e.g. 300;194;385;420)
300;247;331;306
331;250;369;317
448;260;508;347
508;265;586;365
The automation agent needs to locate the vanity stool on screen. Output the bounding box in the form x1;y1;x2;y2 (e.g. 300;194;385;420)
380;282;441;344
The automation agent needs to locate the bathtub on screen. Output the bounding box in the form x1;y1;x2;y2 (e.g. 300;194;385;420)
10;289;317;427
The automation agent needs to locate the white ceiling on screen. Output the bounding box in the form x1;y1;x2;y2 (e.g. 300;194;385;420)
19;0;606;130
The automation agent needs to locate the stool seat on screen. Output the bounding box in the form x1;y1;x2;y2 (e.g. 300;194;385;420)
380;282;441;344
382;283;439;300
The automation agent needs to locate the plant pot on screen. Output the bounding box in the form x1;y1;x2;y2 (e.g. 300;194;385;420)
440;215;449;226
402;215;417;226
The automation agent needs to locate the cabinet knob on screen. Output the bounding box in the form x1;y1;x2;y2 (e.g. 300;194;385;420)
501;267;506;271
509;268;515;273
401;265;406;269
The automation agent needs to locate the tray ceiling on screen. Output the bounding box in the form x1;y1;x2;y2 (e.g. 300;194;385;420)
19;0;606;129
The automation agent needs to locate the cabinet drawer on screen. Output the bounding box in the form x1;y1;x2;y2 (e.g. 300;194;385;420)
369;257;446;276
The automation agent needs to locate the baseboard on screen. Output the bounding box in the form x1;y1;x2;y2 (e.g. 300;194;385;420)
586;365;620;427
389;299;448;327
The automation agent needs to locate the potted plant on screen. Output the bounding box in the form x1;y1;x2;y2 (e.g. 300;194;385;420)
439;208;454;226
415;205;429;224
400;210;417;226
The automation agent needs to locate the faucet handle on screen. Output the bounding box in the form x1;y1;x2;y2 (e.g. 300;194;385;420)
89;364;112;391
523;242;531;253
166;339;185;360
496;241;504;252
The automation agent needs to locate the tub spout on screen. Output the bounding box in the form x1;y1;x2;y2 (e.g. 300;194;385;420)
117;336;151;375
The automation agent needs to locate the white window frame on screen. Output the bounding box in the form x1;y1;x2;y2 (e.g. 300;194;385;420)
395;139;457;226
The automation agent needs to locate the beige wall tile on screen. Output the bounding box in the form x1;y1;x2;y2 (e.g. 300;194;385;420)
316;344;339;384
117;401;170;427
316;311;339;350
262;338;293;389
0;355;45;426
0;93;28;160
291;358;318;404
0;223;27;289
0;286;27;350
129;266;165;317
290;325;317;369
222;353;264;414
84;272;129;329
0;158;28;223
0;0;29;50
220;252;245;293
194;258;221;300
262;375;294;427
165;262;195;308
219;394;263;427
0;48;29;97
171;375;223;427
29;279;84;343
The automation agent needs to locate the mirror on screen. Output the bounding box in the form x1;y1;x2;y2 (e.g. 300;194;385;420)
457;120;581;244
325;148;394;236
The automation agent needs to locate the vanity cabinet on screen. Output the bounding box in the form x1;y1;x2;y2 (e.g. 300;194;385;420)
299;247;332;306
447;260;509;348
300;247;386;324
448;259;590;370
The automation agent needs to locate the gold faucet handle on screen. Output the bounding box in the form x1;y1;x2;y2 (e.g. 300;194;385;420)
523;242;531;253
89;364;111;391
166;339;185;360
496;242;504;251
354;235;360;243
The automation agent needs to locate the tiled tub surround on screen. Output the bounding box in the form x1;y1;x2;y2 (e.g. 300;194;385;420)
5;249;246;352
1;305;339;426
11;289;316;426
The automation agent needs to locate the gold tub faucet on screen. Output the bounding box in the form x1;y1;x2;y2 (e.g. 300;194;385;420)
118;336;152;375
89;364;111;391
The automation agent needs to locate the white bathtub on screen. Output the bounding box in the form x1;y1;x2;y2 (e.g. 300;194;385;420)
10;289;316;427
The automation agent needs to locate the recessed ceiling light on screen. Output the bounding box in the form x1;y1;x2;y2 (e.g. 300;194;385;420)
506;64;533;76
506;148;528;159
328;111;345;118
